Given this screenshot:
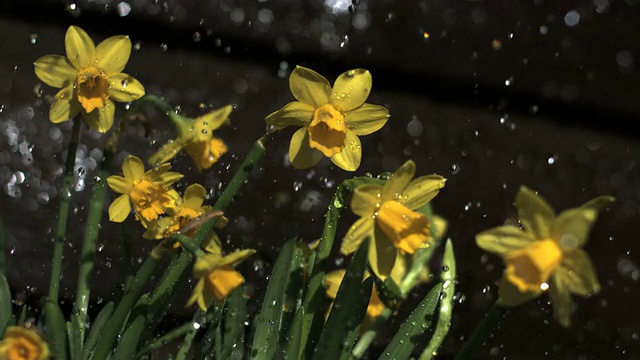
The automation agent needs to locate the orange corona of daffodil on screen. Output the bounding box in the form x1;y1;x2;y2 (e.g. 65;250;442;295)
187;248;256;310
106;155;183;227
34;26;145;132
0;326;50;360
148;105;232;171
341;160;446;279
476;186;614;327
265;66;390;171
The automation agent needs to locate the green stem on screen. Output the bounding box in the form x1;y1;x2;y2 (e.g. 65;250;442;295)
173;312;202;360
128;94;185;129
351;307;393;358
49;118;82;302
453;304;507;360
134;321;197;358
173;234;206;257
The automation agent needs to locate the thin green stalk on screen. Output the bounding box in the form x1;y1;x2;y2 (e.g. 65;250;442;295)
134;321;197;358
49;118;82;302
173;234;206;257
453;304;507;360
0;216;5;275
351;307;393;358
173;312;202;360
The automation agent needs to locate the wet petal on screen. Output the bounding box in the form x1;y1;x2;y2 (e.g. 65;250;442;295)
50;85;80;124
289;66;331;107
159;171;184;186
497;275;540;307
34;55;76;88
476;225;535;255
96;35;131;75
83;100;115;133
331;69;372;112
351;184;383;217
325;269;347;299
122;155;145;180
345;104;389;136
581;195;615;212
340;217;374;255
195;105;233;132
186;278;206;310
109;73;145;102
553;207;598;249
217;249;257;268
558;249;601;296
381;160;415;202
330;130;361;171
402;175;446;210
65;26;95;69
368;227;397;280
289;127;323;169
265;101;314;128
515;186;555;239
109;194;132;222
549;272;573;328
183;184;206;209
148;139;187;167
106;175;132;194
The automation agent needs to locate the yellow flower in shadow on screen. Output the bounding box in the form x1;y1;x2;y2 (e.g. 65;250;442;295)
265;66;389;171
106;155;183;227
187;248;256;310
0;326;49;360
340;160;446;280
476;186;614;327
148;105;232;171
34;26;145;132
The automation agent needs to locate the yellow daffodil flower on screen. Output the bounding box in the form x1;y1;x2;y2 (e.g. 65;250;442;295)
34;26;145;133
476;186;614;327
0;326;49;360
340;160;446;279
187;249;256;310
265;66;389;171
106;155;183;227
149;105;232;171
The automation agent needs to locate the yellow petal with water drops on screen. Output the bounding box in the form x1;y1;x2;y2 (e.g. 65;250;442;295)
148;138;186;167
185;137;228;171
552;207;597;249
289;127;323;169
109;194;132;222
50;85;80;123
351;184;383;217
475;225;535;256
146;162;172;178
402;175;446;210
122;155;145;180
381;160;415;202
344;103;389;136
558;249;601;296
376;200;431;254
549;272;572;327
325;269;347;299
217;249;257;268
34;55;76;88
142;217;175;240
84;99;115;133
331;69;372;112
289;66;331;108
330;130;361;171
106;175;132;194
65;26;95;69
341;216;374;255
109;73;145;102
368;227;398;280
265;101;314;128
496;275;540;308
183;184;206;210
515;186;555;239
96;35;131;75
159;171;184;187
194;105;233;134
204;232;223;255
186;278;206;310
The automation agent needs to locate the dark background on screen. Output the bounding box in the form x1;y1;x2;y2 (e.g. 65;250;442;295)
1;0;639;358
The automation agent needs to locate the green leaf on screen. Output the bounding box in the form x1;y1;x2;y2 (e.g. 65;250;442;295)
222;287;248;359
378;283;442;360
312;240;371;360
283;307;304;360
68;314;82;360
0;275;11;332
193;304;224;360
82;302;114;360
42;298;68;360
375;276;403;310
112;314;147;360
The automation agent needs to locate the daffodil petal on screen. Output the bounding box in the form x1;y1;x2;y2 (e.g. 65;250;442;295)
160;171;184;187
475;225;535;255
204;232;223;255
341;217;374;255
83;99;115;133
389;252;409;286
368;227;397;280
431;215;448;241
381;160;415;202
217;249;257;268
50;85;80;124
96;35;132;75
143;217;175;240
325;269;347;299
351;184;382;217
65;26;95;69
196;105;233;133
109;73;145;102
552;207;598;249
109;194;132;222
184;184;206;209
265;101;314;128
122;155;145;179
549;272;572;328
558;249;600;296
106;175;132;194
402;175;446;210
581;195;615;212
186;278;206;309
515;186;555;239
330;130;361;171
34;55;76;88
290;66;331;107
148;139;186;167
496;275;540;307
331;69;372;112
289;127;323;169
345;104;389;136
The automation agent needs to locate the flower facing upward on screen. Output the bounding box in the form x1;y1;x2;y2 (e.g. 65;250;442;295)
107;155;183;226
265;66;389;171
0;326;49;360
148;105;232;171
34;26;145;132
476;186;614;327
187;248;256;310
340;160;446;279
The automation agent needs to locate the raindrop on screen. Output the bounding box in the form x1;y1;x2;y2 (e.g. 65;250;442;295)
29;34;38;45
564;10;581;27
